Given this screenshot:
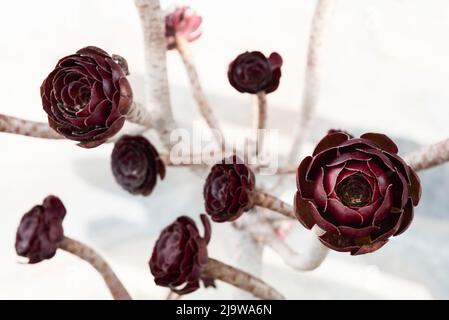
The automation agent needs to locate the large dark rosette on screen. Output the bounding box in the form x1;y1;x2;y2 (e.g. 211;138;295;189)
294;132;421;255
149;214;213;294
203;156;256;222
15;196;66;264
228;51;283;94
40;46;133;148
111;135;165;196
165;6;202;50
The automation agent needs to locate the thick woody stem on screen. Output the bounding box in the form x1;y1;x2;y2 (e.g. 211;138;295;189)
267;0;333;196
265;225;329;271
175;36;226;151
274;165;296;175
134;0;177;149
404;138;449;172
254;92;267;156
126;102;154;127
58;236;132;300
166;290;181;300
0;114;62;139
254;191;295;219
202;258;285;300
252;164;296;175
287;0;333;165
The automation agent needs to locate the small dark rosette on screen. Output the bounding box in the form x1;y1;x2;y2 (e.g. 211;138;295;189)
203;155;256;222
228;51;283;94
111;135;165;196
15;196;66;264
165;6;202;50
41;46;133;148
294;132;421;255
149;214;213;294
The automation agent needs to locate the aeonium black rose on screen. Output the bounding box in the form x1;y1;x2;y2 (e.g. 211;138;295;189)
228;51;283;94
111;135;165;196
294;132;421;255
203;155;256;222
41;46;133;148
149;214;214;294
15;196;66;264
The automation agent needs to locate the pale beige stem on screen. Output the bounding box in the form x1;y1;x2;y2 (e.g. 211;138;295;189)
176;36;226;150
202;258;285;300
134;0;177;149
265;225;329;271
112;54;130;76
255;92;267;156
0;114;62;139
166;290;181;300
404;138;449;171
159;152;219;167
58;236;131;300
254;191;295;219
287;0;334;165
126;102;154;127
275;165;296;175
251;164;296;175
252;0;335;261
267;0;334;228
231;210;264;299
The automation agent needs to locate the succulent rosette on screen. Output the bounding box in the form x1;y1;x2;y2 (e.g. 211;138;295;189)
111;135;165;196
203;156;256;222
228;51;283;94
294;132;421;255
40;46;133;148
15;196;66;264
165;6;202;50
149;214;213;294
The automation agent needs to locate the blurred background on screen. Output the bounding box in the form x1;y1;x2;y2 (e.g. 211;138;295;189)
1;0;449;299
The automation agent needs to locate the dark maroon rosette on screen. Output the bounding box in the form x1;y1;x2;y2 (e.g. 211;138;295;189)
294;132;421;255
40;46;133;148
227;51;283;94
149;214;213;294
15;196;66;264
111;135;165;196
165;6;202;50
203;156;256;222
